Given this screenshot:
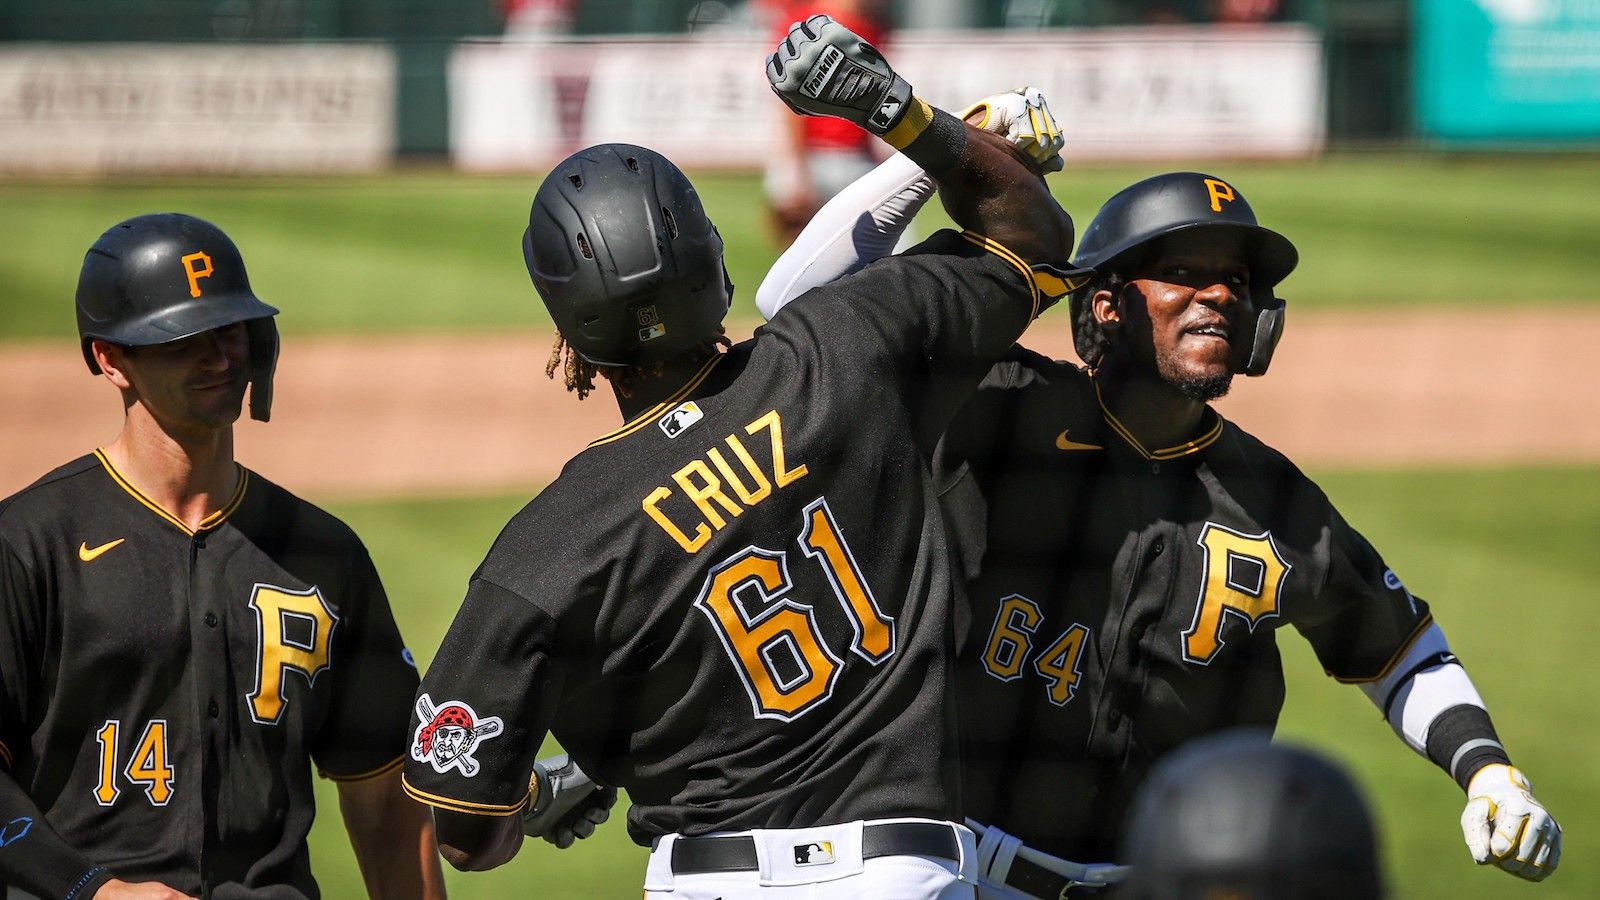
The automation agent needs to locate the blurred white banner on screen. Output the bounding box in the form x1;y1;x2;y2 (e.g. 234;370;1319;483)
0;43;396;173
450;25;1325;171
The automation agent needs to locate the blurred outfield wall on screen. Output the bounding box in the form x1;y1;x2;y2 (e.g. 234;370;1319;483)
449;26;1324;170
3;5;1599;174
0;25;1324;174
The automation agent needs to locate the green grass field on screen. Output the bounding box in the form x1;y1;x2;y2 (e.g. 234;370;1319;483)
300;466;1600;899
4;153;1600;341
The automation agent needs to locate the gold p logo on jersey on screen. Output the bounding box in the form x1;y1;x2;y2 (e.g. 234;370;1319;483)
1182;522;1290;665
181;251;214;298
1203;179;1236;213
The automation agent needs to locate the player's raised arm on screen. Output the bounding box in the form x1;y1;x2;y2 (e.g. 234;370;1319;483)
766;15;1073;269
754;87;1065;321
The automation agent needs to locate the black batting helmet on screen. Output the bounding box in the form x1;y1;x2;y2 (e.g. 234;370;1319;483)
1121;730;1386;900
522;143;731;366
1071;172;1298;376
76;213;280;421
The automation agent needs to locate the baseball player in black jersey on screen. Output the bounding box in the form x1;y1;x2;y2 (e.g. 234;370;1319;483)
400;16;1085;899
0;214;444;899
758;171;1564;895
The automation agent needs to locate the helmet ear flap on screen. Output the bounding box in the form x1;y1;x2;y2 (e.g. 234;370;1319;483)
246;317;280;421
1241;295;1284;377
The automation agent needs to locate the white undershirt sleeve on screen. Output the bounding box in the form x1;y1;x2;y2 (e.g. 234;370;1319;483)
1358;623;1487;754
754;153;936;321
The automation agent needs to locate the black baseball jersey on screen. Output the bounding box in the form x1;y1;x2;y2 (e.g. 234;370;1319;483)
0;451;419;898
404;230;1051;844
936;349;1432;861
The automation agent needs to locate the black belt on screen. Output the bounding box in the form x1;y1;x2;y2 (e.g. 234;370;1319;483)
1006;855;1116;898
671;821;960;874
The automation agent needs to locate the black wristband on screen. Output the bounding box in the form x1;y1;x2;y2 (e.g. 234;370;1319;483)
65;865;115;900
897;107;967;178
1;830;110;900
1424;704;1512;790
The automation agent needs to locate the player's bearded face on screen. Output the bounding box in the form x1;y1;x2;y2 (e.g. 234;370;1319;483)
1119;233;1254;401
120;323;251;431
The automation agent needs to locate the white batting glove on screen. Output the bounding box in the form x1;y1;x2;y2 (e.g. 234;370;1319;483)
523;754;617;849
961;87;1064;172
1460;764;1561;881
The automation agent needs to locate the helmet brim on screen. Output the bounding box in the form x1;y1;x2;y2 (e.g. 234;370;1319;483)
1076;220;1298;290
81;292;279;349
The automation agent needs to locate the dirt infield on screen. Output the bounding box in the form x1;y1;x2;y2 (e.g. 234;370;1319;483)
4;308;1597;500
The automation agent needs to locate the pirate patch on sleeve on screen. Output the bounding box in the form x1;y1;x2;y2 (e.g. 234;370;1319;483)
411;694;504;777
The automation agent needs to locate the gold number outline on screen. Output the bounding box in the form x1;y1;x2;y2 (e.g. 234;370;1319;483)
93;719;122;806
1034;624;1090;707
93;719;175;807
693;497;895;722
981;594;1092;707
693;546;845;722
981;594;1043;682
799;497;895;664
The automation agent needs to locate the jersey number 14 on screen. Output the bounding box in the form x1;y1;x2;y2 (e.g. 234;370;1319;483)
694;497;895;722
94;719;174;806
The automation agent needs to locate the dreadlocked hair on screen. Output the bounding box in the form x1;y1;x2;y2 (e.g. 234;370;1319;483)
1070;272;1125;369
545;326;733;401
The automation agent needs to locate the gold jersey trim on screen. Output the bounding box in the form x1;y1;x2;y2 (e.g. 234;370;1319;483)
1089;374;1224;461
320;754;405;783
94;449;249;536
401;774;527;817
1330;613;1437;685
587;354;725;449
0;739;12;770
958;230;1040;320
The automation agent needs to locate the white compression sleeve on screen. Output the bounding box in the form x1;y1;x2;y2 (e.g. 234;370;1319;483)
753;152;935;320
1359;623;1487;754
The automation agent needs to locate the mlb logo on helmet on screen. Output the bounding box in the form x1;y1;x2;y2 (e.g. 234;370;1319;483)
637;305;666;343
793;841;835;866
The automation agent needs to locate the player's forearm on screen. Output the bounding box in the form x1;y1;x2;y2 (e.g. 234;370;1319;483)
880;104;1073;266
1358;623;1511;787
0;771;114;899
755;152;932;320
337;772;448;898
435;808;524;871
765;16;1073;269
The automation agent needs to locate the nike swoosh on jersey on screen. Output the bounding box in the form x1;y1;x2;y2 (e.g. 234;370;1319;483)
1055;431;1104;452
78;538;126;562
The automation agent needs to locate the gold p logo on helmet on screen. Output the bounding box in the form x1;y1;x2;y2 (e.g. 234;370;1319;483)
1203;178;1236;213
181;251;214;298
